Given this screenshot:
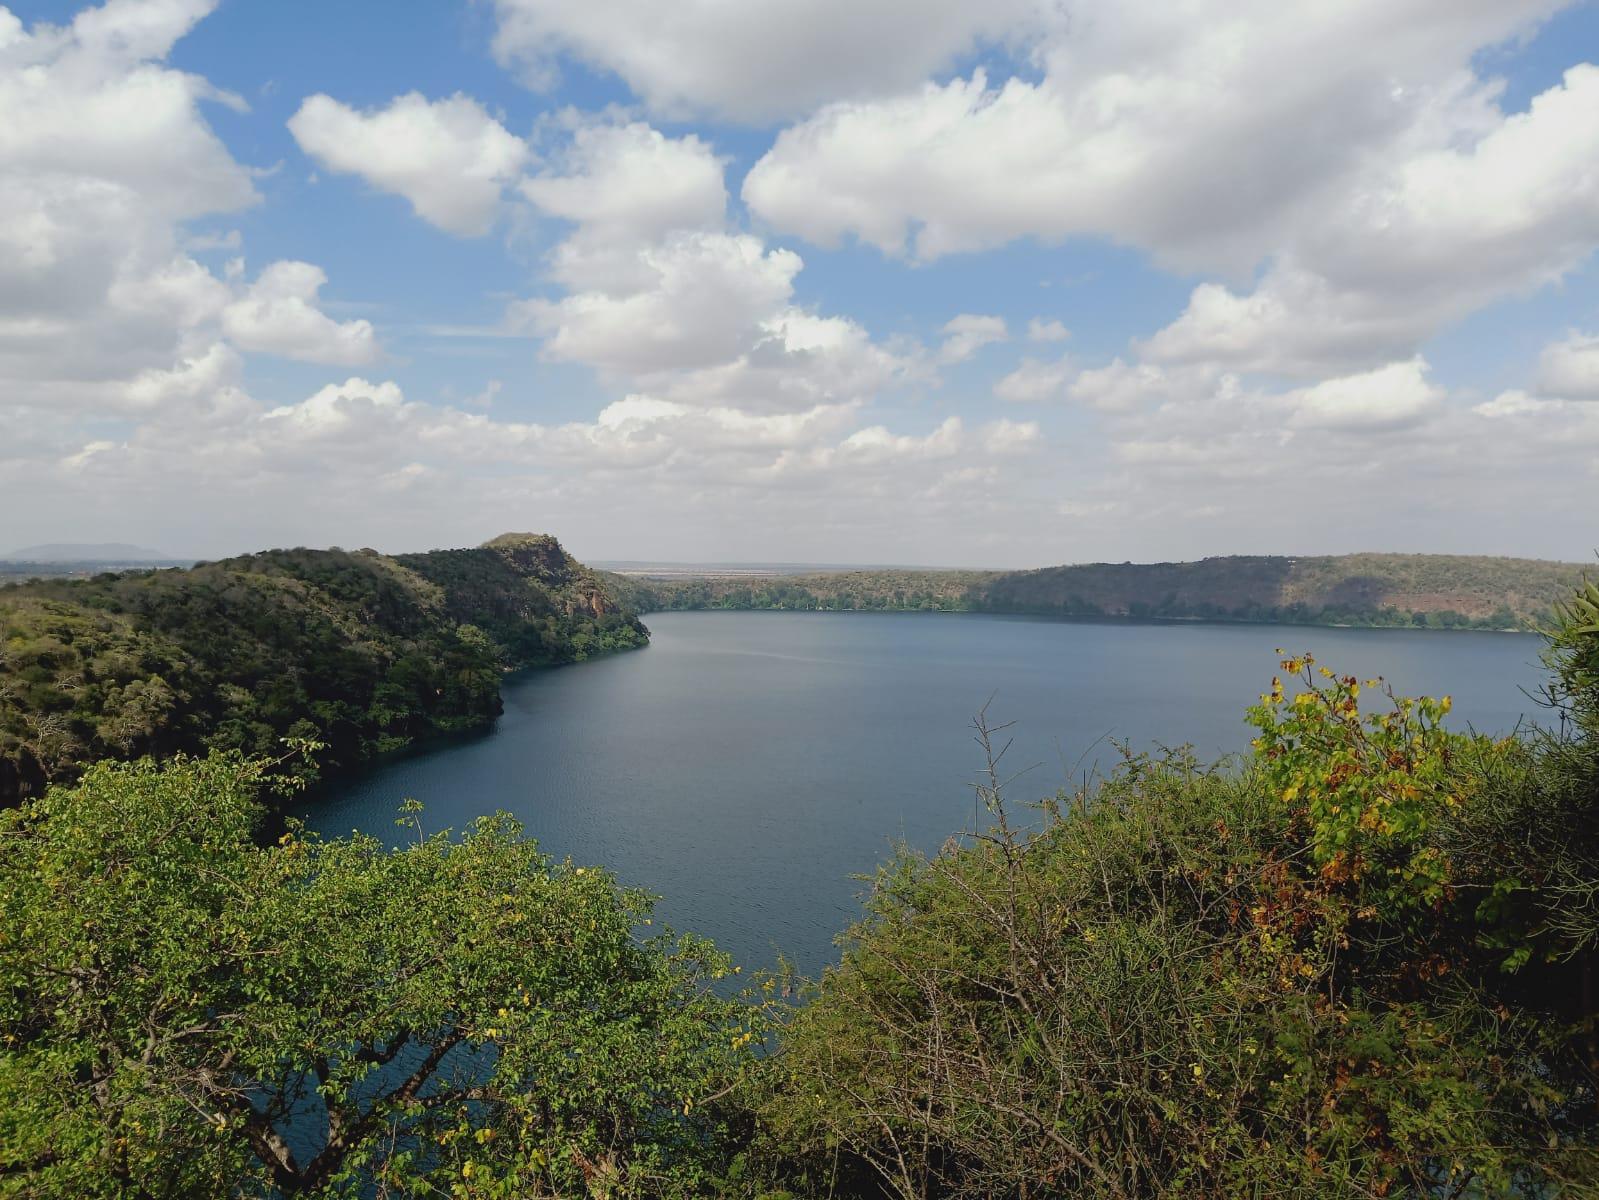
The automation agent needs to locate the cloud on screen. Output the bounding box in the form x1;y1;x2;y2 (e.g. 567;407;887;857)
288;92;529;235
744;3;1569;269
158;104;1005;554
938;313;1007;364
488;0;1045;123
67;0;219;62
1474;390;1547;419
464;379;502;409
994;356;1070;403
653;310;917;415
504;119;922;413
1537;330;1599;400
94;373;1035;513
1067;359;1199;413
222;261;378;365
1144;66;1599;374
981;417;1041;454
995;356;1210;411
124;341;248;417
991;356;1215;412
1283;359;1444;432
1065;354;1592;562
0;0;381;444
1;1;251;227
520;120;727;287
510;233;803;375
521;120;729;262
1027;318;1069;343
0;0;254;397
262;376;406;441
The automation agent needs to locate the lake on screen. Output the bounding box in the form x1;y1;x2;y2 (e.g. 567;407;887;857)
307;612;1550;975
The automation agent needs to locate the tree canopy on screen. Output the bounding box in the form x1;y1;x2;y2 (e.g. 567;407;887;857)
0;752;762;1197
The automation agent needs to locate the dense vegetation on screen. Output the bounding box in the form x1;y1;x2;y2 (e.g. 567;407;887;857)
3;578;1598;1195
610;568;995;615
0;534;647;804
617;551;1590;631
0;751;761;1197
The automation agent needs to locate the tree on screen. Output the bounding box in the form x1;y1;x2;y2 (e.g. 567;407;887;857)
0;753;764;1197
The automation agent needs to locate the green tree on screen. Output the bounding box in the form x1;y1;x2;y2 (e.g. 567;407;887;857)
0;753;763;1197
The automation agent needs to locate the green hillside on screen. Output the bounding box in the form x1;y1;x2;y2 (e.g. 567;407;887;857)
0;534;646;804
618;552;1592;630
610;566;997;614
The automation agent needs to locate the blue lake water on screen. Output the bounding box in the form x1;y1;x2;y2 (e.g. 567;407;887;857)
307;612;1550;975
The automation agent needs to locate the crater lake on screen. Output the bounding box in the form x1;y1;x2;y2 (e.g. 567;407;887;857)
306;611;1549;975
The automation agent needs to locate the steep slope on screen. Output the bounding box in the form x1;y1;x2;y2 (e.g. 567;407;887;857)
0;535;646;804
398;533;644;663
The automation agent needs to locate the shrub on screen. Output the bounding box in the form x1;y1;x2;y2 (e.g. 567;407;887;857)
0;753;764;1198
762;666;1598;1197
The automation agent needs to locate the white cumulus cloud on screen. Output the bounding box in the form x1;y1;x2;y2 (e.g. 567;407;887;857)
938;314;1008;364
222;261;378;365
743;2;1569;269
489;0;1047;123
1537;330;1599;400
288;92;529;236
1284;359;1444;432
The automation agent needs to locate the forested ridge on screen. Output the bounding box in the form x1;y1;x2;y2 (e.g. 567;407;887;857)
0;533;646;804
616;550;1590;630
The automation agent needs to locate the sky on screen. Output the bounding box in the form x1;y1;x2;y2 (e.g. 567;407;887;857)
2;0;1598;566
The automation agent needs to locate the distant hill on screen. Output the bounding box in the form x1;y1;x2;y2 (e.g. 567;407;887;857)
0;533;647;804
614;552;1592;630
3;542;176;562
981;553;1589;627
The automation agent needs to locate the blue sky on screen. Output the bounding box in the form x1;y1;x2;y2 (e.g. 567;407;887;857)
2;0;1597;564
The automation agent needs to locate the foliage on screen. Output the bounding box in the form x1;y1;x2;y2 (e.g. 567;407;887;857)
1428;578;1599;1078
0;752;764;1198
762;664;1598;1197
1248;655;1461;915
402;535;648;667
1548;578;1599;722
0;536;648;804
611;569;994;615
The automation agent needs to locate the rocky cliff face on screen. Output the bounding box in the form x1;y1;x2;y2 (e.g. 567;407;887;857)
482;533;576;586
394;534;649;668
481;533;627;622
